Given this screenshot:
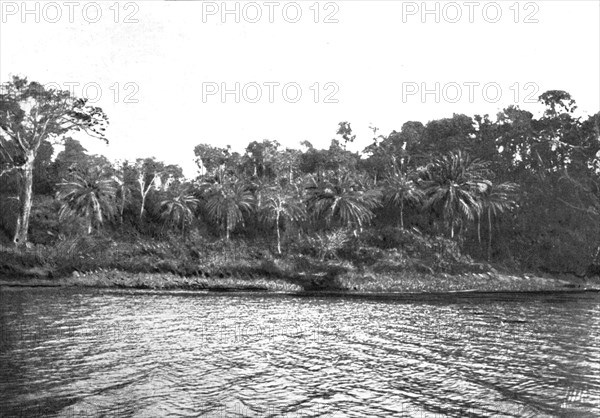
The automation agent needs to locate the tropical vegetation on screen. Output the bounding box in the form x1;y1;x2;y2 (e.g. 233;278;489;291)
1;77;599;285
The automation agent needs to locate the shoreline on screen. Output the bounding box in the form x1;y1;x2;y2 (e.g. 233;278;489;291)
1;268;598;295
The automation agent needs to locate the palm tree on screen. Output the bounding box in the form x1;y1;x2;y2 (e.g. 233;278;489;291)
305;172;381;231
203;181;254;240
159;189;200;237
383;169;424;228
57;171;117;234
261;186;306;254
479;181;518;260
423;150;489;239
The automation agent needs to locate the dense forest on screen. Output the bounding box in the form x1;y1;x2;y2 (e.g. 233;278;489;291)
1;76;599;281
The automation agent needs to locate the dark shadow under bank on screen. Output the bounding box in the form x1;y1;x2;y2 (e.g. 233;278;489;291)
1;286;599;307
292;288;600;300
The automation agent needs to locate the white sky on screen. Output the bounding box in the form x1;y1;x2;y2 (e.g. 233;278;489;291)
1;0;599;177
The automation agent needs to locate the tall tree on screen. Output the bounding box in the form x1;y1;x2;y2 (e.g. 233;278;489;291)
57;170;116;234
261;186;306;254
244;139;280;179
159;187;200;237
423;150;489;239
203;181;254;240
273;147;302;185
52;137;89;181
478;181;518;260
417;114;477;158
133;158;182;221
194;143;241;183
0;77;108;245
112;160;136;226
305;172;381;231
383;168;424;229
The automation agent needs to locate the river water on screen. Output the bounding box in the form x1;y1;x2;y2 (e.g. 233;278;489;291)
0;288;598;417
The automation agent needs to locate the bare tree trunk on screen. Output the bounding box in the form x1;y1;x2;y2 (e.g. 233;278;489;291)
138;173;156;221
276;211;281;254
13;153;34;246
119;185;125;225
140;194;146;221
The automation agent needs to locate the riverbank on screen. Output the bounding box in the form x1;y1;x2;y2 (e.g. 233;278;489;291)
1;267;598;294
2;231;599;294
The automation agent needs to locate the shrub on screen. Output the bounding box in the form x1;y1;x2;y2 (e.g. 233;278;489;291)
305;229;351;261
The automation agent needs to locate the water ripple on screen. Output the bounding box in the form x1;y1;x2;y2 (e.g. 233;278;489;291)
1;289;599;417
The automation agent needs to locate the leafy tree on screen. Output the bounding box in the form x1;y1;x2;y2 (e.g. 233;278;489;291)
0;76;108;245
298;143;329;179
326;139;359;173
361;128;407;184
393;121;426;159
299;138;359;180
194;144;241;183
133;158;182;221
52;137;89;181
244;139;280;179
273;147;302;185
471;114;503;165
415;114;477;158
336;121;356;148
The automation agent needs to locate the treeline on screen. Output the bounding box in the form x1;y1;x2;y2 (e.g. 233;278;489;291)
1;77;599;274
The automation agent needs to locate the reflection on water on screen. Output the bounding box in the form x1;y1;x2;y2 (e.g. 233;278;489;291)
1;288;599;417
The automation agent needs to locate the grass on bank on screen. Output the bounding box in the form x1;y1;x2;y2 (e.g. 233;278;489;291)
0;227;595;292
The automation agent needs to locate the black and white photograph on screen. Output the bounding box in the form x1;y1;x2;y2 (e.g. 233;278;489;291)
1;1;599;416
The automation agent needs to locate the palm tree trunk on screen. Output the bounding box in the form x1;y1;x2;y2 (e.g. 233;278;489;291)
487;207;492;261
400;200;404;229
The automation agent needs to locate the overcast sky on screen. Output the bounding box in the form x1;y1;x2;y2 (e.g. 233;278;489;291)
1;1;599;177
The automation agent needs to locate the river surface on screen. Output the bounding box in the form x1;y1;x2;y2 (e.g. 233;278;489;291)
0;288;599;417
